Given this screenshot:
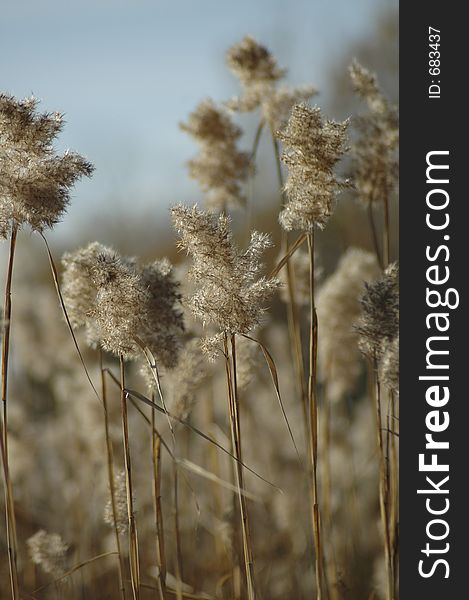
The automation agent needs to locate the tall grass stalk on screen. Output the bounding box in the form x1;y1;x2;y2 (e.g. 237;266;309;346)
173;462;184;600
151;407;167;600
1;222;20;600
307;231;325;600
367;201;383;270
321;394;340;600
388;392;399;595
383;191;391;268
223;333;256;600
373;365;394;600
119;355;141;600
99;350;126;600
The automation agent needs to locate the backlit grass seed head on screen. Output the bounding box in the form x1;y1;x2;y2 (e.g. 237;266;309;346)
380;334;399;394
169;339;207;421
0;93;93;238
356;262;399;362
139;258;185;368
349;61;398;207
226;36;285;87
104;470;129;535
181;100;251;210
188;146;251;210
235;333;261;391
316;248;379;402
180;99;242;146
61;241;108;345
62;242;184;365
27;529;69;578
226;37;317;131
349;61;387;115
225;36;283;114
171;204;280;358
277;103;349;231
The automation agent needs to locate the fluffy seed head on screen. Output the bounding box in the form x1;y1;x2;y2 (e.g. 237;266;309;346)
349;61;398;207
104;470;129;535
180;99;242;146
0;94;93;238
62;242;184;364
27;529;69;577
356;262;399;361
169;339;208;420
226;36;285;86
181;100;251;211
380;334;399;394
277;103;349;231
317;248;380;402
171;204;279;358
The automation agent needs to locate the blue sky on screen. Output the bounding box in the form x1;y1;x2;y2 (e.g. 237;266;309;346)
1;0;395;240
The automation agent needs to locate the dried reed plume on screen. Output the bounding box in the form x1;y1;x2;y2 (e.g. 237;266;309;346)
226;36;316;132
61;242;184;366
167;339;208;421
226;35;284;89
277;103;349;231
0;94;93;238
349;61;398;266
171;204;279;358
180;100;251;211
317;248;379;403
349;61;398;208
27;530;69;578
104;470;130;535
380;335;399;395
356;262;399;363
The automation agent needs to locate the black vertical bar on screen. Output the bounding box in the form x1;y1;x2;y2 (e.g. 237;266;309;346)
401;3;466;596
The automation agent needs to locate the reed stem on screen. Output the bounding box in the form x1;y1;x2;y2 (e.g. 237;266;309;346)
99;350;126;600
307;231;324;600
373;364;394;600
151;407;167;600
383;191;391;267
367;201;383;270
173;462;184;600
120;355;140;600
1;222;19;600
224;333;256;600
